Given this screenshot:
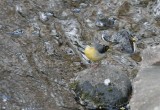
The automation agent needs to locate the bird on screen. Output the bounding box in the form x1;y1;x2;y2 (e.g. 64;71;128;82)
84;43;110;62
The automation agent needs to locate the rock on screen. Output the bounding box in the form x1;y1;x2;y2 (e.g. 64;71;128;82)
141;45;160;68
70;65;132;109
39;12;54;22
110;30;135;53
6;29;24;37
130;52;142;62
153;0;160;19
95;17;116;30
130;69;139;79
117;1;130;16
138;0;151;8
130;45;160;110
0;0;160;110
0;33;83;110
101;31;112;42
130;66;160;110
137;43;146;49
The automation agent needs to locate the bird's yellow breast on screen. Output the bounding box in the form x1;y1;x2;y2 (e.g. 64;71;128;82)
84;46;105;62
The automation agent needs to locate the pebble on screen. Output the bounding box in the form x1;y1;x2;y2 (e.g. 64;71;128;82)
104;79;111;86
130;52;142;62
95;17;115;29
7;29;24;37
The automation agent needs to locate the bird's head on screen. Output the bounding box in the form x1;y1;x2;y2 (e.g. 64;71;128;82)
104;45;110;51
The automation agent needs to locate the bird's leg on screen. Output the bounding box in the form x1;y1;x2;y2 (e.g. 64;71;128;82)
90;61;101;69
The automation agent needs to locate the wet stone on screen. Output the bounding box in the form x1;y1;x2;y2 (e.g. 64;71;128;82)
63;0;88;8
71;65;132;110
110;30;135;53
101;31;112;42
130;69;139;79
39;11;54;22
65;48;75;55
155;19;160;27
130;52;142;62
137;42;146;49
7;29;24;37
138;0;151;8
44;41;54;55
72;8;81;13
117;1;130;16
95;17;116;30
153;0;160;18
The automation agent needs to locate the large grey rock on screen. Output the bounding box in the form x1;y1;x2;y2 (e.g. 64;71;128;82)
130;66;160;110
103;30;135;53
70;65;132;109
130;45;160;110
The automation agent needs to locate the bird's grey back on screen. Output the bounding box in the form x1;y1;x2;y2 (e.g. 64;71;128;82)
94;43;109;54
